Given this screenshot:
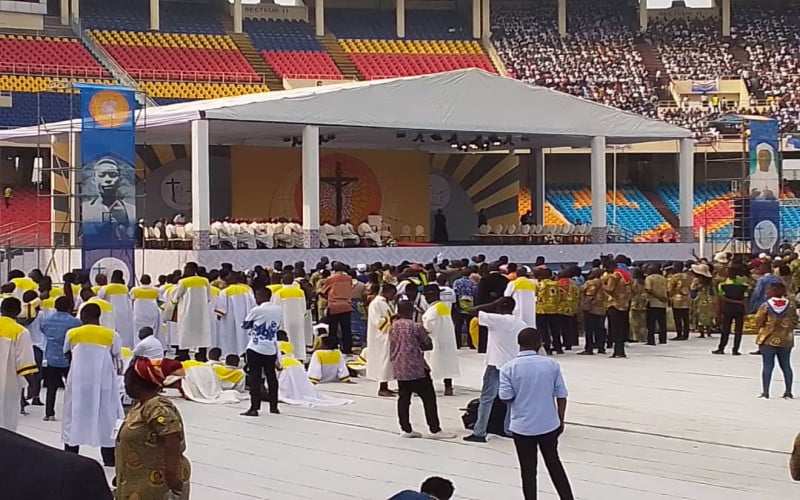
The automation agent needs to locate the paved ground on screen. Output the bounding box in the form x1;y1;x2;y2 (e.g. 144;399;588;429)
17;338;800;499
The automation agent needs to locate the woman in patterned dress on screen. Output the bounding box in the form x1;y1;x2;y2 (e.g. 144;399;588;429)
116;357;191;499
690;263;715;338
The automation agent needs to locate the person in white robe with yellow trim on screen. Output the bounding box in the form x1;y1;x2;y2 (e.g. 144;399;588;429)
78;290;116;332
61;303;124;466
209;285;221;350
163;263;211;359
273;275;307;362
308;333;351;384
179;359;244;404
0;297;37;431
215;278;255;356
130;276;161;348
422;285;460;396
277;332;352;407
504;272;537;328
366;284;397;397
97;272;134;348
211;354;246;392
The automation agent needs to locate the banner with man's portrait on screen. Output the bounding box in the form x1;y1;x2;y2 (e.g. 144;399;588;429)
78;84;137;277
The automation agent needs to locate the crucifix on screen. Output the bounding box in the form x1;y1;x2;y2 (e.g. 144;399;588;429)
91;263;106;276
166;177;180;203
320;163;358;223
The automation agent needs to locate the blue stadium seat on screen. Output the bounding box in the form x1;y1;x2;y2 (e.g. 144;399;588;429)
82;0;225;35
0;92;78;127
326;9;470;40
244;18;323;52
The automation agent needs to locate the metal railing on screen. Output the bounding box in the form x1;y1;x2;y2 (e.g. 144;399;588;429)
0;63;109;78
127;68;265;84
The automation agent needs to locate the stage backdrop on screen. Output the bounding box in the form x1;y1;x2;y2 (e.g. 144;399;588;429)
77;85;137;280
230;148;431;237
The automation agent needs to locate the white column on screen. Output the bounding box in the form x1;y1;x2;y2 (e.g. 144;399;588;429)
302;125;320;248
721;0;731;37
60;0;69;25
640;0;648;32
590;136;607;243
150;0;159;31
558;0;566;36
480;0;490;41
679;138;695;242
472;0;481;39
396;0;405;39
233;0;243;34
533;148;545;226
68;132;80;248
315;0;324;37
70;0;79;23
191;120;210;250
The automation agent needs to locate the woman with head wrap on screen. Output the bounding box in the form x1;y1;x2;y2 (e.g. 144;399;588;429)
116;357;191;499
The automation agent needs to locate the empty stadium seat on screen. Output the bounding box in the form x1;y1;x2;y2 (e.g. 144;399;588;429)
82;0;226;35
656;183;734;241
91;31;259;82
0;35;107;78
326;9;471;40
140;81;269;100
0;91;78;127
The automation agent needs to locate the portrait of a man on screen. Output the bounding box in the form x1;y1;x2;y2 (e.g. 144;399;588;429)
81;156;135;244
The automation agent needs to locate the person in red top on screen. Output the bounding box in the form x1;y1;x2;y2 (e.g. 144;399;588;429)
322;262;355;354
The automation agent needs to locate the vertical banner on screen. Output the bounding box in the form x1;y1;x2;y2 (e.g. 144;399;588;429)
748;118;781;253
748;118;780;200
78;85;137;278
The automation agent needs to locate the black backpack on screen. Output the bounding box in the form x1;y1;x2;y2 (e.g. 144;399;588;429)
460;397;508;436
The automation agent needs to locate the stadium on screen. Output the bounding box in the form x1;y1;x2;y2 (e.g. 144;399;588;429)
0;0;793;275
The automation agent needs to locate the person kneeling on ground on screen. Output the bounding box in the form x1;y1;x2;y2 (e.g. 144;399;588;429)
388;476;455;499
308;332;352;384
132;327;165;359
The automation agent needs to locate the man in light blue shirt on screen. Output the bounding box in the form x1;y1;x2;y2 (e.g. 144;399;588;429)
500;328;573;500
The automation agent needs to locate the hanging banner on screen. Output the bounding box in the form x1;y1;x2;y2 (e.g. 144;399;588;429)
77;84;137;277
751;199;780;254
691;80;718;93
748;118;780;200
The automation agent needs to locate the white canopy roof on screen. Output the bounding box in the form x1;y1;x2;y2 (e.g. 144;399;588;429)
0;69;691;148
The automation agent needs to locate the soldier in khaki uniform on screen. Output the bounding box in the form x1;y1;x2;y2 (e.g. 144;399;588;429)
602;259;632;358
668;261;693;340
579;269;607;355
629;269;648;343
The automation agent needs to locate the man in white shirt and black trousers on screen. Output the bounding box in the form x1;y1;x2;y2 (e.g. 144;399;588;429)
240;287;282;417
500;327;573;500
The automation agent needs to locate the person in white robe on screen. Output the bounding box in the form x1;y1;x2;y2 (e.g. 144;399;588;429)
211;354;246;392
98;273;134;348
308;334;352;384
130;275;161;348
162;263;211;360
8;271;37;301
131;327;164;359
78;290;116;332
273;275;307;362
276;331;352;407
503;272;537;328
160;282;178;349
366;284;397;397
422;285;460;396
0;297;37;431
179;360;245;404
357;221;382;247
61;303;124;466
215;276;255;356
209;284;221;350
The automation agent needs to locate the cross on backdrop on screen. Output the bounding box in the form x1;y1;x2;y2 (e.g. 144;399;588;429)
321;163;358;223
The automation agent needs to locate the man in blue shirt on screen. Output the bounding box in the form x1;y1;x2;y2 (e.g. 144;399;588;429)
500;328;573;500
39;296;81;421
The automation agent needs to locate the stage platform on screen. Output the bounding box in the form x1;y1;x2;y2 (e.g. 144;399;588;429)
13;243;706;281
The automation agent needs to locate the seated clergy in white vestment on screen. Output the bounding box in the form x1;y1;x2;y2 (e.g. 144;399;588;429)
252;220;274;248
357;221;382;247
287;219;304;248
308;333;352;384
273;220;293;248
319;222;342;248
338;221;360;246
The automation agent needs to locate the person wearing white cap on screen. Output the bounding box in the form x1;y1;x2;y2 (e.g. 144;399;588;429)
689;263;715;338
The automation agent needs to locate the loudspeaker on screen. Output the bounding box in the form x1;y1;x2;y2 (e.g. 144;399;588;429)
732;197;750;239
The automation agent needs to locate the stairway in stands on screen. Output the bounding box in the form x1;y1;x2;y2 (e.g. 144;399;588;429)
643;190;679;228
636;39;672;102
317;33;363;81
221;18;282;90
43;15;77;37
0;186;51;247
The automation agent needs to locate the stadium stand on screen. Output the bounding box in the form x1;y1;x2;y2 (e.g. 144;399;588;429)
547;185;667;241
490;1;658;118
245;18;342;79
657;183;735;241
326;8;494;79
0;186;51;247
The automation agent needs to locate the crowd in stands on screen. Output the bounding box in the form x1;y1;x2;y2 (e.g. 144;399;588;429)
491;2;658;118
645;19;741;80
